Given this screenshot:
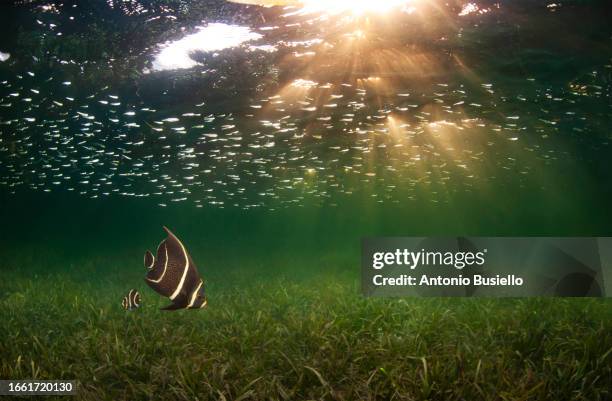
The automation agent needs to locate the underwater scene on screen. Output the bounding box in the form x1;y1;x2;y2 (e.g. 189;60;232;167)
0;0;611;399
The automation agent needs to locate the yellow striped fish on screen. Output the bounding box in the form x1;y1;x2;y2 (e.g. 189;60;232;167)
144;227;207;311
121;289;141;311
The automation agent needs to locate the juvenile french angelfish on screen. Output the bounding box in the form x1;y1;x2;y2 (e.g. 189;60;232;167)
122;289;141;311
144;226;208;311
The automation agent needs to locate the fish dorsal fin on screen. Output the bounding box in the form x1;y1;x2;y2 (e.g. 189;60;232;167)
161;227;187;275
162;226;199;274
162;226;183;250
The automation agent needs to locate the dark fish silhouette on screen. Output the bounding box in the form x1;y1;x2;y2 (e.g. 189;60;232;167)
122;289;141;311
144;226;208;310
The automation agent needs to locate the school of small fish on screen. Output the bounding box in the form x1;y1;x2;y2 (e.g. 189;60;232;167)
0;1;610;211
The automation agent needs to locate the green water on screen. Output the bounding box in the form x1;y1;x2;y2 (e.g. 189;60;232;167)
1;0;611;255
1;1;611;399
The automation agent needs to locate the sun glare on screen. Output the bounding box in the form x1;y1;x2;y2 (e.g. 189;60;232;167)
296;0;415;15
